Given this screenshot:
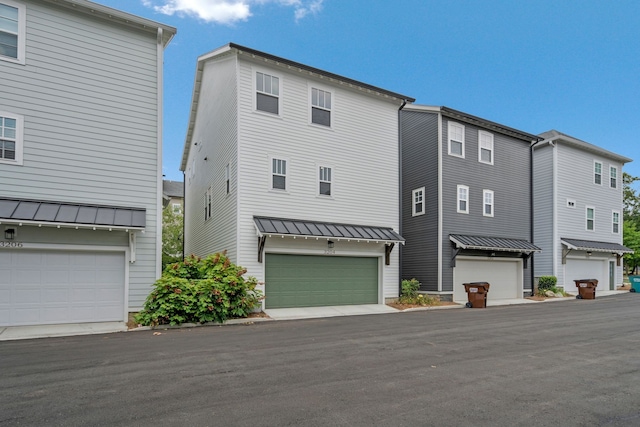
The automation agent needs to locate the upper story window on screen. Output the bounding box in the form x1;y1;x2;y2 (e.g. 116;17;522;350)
412;187;425;216
0;1;25;64
172;203;182;214
457;185;469;214
483;190;494;217
0;111;23;165
586;206;595;231
612;210;620;234
318;166;332;196
478;131;494;165
610;166;618;189
311;88;331;127
225;164;230;194
448;122;465;158
271;158;287;190
594;161;602;185
256;71;279;115
204;186;212;221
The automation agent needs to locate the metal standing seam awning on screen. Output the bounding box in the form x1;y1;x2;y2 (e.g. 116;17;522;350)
561;237;634;266
0;197;146;262
449;234;541;267
253;216;404;265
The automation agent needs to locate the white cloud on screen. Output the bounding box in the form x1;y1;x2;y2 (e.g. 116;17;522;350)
143;0;324;25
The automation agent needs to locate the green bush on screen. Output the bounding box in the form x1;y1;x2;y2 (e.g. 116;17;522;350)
538;276;557;292
401;278;420;298
135;253;263;326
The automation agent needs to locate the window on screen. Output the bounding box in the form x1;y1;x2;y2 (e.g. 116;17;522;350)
457;185;469;214
483;190;494;217
256;71;279;114
271;158;287;190
0;111;23;165
0;1;25;64
610;166;618;189
412;187;425;216
566;199;576;208
612;211;620;234
594;161;602;185
172;203;182;213
478;131;494;165
448;122;465;158
318;166;332;196
586;206;595;231
225;164;230;194
204;187;212;221
311;88;331;127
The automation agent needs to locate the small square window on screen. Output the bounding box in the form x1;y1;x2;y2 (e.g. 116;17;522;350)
412;187;425;216
272;158;287;190
457;185;469;214
448;122;465;158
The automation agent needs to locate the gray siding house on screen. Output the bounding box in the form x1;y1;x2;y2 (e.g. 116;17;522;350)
533;130;633;292
0;0;175;327
181;43;414;310
400;105;541;302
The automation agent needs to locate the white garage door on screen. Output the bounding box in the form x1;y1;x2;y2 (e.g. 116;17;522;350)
0;250;125;326
564;258;608;292
453;258;522;302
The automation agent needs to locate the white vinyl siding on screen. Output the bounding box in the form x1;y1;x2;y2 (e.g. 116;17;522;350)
478;131;494;165
610;166;617;189
0;0;25;64
448;122;465;158
457;185;469;214
412;187;425;216
612;210;620;234
586;206;595;231
483;189;494;217
0;111;22;165
318;165;332;196
594;161;602;185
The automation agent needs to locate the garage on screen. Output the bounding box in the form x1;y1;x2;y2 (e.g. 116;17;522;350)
0;250;125;326
453;257;522;302
564;258;608;292
265;254;378;308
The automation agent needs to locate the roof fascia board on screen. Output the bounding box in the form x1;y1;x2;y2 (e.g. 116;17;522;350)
0;218;144;232
540;131;632;164
440;106;541;142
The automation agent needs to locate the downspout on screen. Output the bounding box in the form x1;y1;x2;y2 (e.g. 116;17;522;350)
398;99;407;297
182;173;186;261
155;27;164;279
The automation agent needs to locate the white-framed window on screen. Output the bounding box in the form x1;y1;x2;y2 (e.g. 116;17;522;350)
0;111;23;165
612;210;620;234
271;157;287;190
586;206;595;231
457;185;469;214
478;131;494;165
483;189;494;217
311;87;331;127
204;186;212;221
610;166;618;189
594;161;602;185
412;187;425;216
448;122;465;158
0;1;26;64
172;203;182;214
225;163;230;194
566;199;576;208
256;71;279;115
318;166;332;196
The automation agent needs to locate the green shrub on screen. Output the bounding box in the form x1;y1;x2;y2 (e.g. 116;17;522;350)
135;253;263;326
401;278;420;298
538;276;557;292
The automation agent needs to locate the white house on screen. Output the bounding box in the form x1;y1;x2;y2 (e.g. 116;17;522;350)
0;0;175;327
181;43;414;309
533;130;633;292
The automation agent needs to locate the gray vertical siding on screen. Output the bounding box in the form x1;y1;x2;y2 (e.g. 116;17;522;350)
440;117;533;293
400;110;439;292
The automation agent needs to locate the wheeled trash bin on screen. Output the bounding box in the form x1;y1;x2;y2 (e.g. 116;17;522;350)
629;276;640;293
574;279;598;300
463;282;490;308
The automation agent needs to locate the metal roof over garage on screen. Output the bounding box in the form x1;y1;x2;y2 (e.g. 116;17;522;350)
450;234;541;253
253;216;404;244
561;238;633;254
0;197;146;230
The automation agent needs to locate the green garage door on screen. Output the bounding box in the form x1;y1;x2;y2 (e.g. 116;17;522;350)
265;254;378;308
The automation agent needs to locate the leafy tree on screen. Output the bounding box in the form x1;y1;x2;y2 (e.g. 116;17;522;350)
623;173;640;274
623;173;640;224
162;206;183;268
624;221;640;275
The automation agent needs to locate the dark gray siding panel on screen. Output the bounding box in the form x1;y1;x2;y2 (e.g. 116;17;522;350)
400;110;439;292
441;117;533;292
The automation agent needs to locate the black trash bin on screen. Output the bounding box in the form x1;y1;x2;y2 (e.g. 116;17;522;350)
463;282;490;308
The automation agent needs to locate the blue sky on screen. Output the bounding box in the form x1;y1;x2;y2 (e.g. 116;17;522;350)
97;0;640;185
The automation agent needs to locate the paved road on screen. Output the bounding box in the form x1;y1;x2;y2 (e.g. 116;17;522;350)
2;294;640;426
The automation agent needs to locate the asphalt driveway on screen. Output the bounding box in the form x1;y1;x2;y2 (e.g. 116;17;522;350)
2;294;640;426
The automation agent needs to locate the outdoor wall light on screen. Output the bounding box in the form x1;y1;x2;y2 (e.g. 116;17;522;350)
328;240;335;249
4;227;16;240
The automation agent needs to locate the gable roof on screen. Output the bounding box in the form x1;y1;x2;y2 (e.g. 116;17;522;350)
42;0;176;46
403;105;541;142
538;130;632;163
163;180;184;199
181;43;415;170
